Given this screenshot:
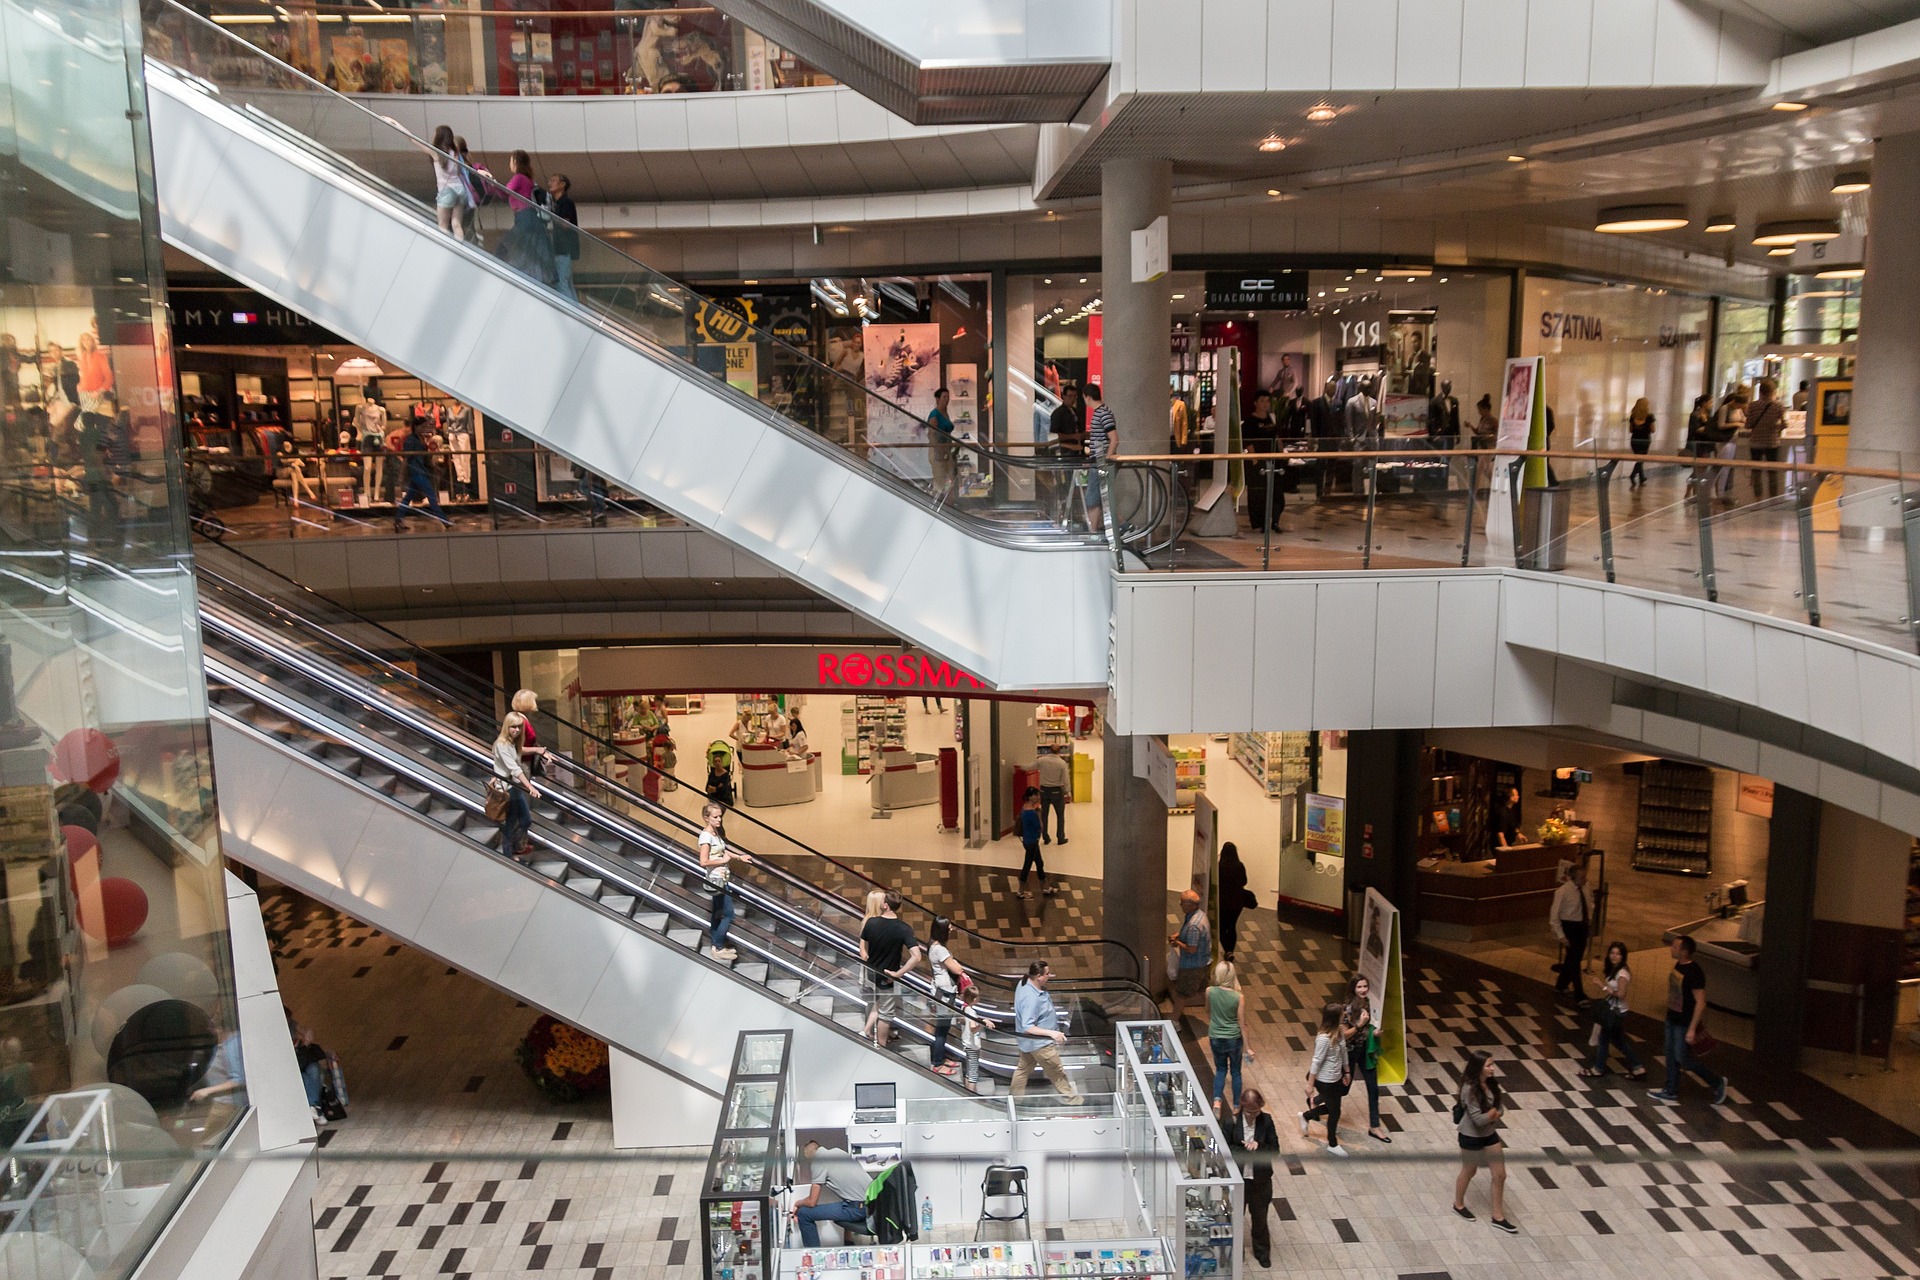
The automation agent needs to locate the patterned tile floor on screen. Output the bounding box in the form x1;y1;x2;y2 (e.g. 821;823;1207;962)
263;853;1920;1280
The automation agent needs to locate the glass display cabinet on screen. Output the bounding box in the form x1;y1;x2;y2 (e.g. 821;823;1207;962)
1114;1023;1243;1280
702;1031;793;1280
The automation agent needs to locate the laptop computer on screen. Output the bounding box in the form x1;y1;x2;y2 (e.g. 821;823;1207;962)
851;1081;897;1124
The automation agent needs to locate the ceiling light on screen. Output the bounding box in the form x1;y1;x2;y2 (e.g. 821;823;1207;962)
1702;215;1736;233
743;279;758;285
1814;267;1865;279
1772;101;1808;112
1506;154;1526;163
1079;278;1087;284
1384;265;1432;277
1043;278;1052;284
1306;104;1338;123
1258;135;1287;152
1171;293;1185;299
1439;277;1449;283
1594;204;1690;233
1753;218;1841;245
1767;246;1796;256
1831;171;1871;194
1266;189;1280;196
1317;291;1326;298
1334;287;1349;293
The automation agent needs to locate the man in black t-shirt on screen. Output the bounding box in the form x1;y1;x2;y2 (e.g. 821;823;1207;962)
1650;934;1725;1104
859;891;922;1049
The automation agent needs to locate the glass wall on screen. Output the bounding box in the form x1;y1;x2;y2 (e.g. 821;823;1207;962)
1;0;244;1273
190;1;833;97
1712;297;1773;399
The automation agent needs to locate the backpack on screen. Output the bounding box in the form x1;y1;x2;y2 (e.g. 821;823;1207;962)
464;162;496;208
862;1161;919;1243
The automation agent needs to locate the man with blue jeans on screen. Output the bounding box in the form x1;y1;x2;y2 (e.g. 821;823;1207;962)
1649;934;1727;1105
795;1141;871;1245
1168;890;1211;1026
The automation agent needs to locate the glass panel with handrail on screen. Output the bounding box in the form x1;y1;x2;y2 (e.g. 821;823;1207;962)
141;0;1104;547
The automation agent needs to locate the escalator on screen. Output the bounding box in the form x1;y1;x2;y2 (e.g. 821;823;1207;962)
192;542;1156;1107
140;0;1117;694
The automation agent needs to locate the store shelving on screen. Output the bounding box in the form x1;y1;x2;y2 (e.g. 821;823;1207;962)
736;693;784;742
842;696;907;774
1228;732;1310;796
1036;705;1074;751
1632;760;1714;875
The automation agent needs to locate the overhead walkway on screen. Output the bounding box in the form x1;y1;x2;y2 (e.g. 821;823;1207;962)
141;0;1112;694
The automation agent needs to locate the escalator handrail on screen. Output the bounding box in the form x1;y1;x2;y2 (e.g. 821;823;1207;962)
141;0;1104;550
193;545;1145;984
197;598;1152;1017
204;652;1129;1072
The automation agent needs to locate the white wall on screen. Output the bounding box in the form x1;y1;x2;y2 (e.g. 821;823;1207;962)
1814;804;1911;929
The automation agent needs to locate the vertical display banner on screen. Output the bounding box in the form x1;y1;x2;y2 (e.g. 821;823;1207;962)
863;323;941;481
1357;888;1407;1086
1192;794;1219;964
1487;356;1544;557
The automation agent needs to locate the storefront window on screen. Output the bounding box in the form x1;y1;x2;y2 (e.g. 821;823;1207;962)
1712;298;1773;398
1521;277;1711;459
1782;274;1861;389
184;2;834;98
1;0;245;1273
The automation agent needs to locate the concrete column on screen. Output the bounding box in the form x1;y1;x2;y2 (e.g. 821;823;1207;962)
1101;726;1169;990
1843;130;1920;533
1343;731;1424;937
1100;158;1173;458
1754;786;1819;1067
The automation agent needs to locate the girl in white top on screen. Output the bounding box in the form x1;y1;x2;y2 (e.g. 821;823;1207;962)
698;801;753;960
492;713;537;856
1581;940;1647;1079
926;917;967;1075
430;125;466;239
1299;1001;1351;1156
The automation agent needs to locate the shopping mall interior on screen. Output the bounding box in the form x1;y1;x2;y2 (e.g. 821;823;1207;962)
10;2;1920;1279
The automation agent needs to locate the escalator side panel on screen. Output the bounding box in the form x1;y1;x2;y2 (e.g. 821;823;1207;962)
147;71;1110;692
209;714;952;1103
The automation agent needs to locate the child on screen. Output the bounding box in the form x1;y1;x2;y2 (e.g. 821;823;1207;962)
1018;787;1057;896
959;982;992;1090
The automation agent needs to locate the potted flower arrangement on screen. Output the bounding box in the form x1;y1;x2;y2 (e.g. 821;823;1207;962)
515;1015;610;1103
1536;816;1574;846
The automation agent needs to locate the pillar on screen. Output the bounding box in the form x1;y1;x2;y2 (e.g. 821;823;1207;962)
1102;726;1169;989
1754;787;1819;1066
1343;731;1424;937
1100;158;1173;458
1842;130;1920;533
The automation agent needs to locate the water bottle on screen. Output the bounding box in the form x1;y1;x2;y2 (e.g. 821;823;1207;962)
920;1194;933;1235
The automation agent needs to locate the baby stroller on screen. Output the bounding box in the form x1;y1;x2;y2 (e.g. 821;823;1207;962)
705;740;736;807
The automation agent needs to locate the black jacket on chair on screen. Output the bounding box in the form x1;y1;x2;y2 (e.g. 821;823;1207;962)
1228;1111;1280;1181
867;1160;919;1243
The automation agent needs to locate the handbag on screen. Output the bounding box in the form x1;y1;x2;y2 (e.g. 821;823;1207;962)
1689;1027;1718;1056
1589;997;1623;1034
1241;887;1259;910
484;777;511;823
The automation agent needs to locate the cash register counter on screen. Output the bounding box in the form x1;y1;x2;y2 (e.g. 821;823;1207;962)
794;1095;1127;1231
1416;843;1574;940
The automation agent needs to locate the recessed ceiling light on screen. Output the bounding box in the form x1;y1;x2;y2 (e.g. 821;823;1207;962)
1258;135;1287;152
1334;287;1349;293
1506;154;1526;163
1814;267;1865;279
1753;218;1841;245
1316;291;1326;298
1267;189;1280;196
1772;101;1808;112
1702;215;1736;233
1594;204;1690;233
1439;277;1449;283
1767;246;1796;256
1043;278;1052;284
1306;104;1338;123
743;279;759;285
1079;277;1087;284
1171;293;1185;299
1831;171;1871;194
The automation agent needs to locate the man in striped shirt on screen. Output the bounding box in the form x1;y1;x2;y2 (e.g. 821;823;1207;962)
1083;381;1115;531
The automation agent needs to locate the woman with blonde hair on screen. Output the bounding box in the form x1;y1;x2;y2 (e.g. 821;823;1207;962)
1206;959;1253;1114
493;712;538;855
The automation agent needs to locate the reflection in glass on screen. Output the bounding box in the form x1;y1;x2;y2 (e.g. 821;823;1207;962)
1;0;243;1275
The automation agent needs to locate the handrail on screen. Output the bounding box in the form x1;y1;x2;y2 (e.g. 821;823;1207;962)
193;542;1146;984
1109;446;1899;480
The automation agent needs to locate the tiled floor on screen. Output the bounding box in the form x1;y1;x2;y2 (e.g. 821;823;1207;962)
267;858;1920;1280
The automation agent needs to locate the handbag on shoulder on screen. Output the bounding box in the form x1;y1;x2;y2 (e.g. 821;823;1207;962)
485;777;511;823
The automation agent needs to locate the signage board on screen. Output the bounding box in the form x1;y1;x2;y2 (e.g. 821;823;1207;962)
1204;271;1307;311
577;644;996;696
1304;793;1345;857
167;289;345;345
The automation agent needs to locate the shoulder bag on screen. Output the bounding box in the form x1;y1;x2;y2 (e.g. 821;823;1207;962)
484;777;511;823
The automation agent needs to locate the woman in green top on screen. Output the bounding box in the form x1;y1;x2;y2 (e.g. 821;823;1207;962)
1208;961;1255;1113
1345;975;1391;1143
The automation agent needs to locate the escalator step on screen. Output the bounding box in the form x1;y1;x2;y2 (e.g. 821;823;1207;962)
665;927;702;949
767;979;801;1000
735;963;768;984
800;995;836;1017
530;861;567;880
600;894;635;915
566;878;603;898
427;804;465;825
392;786;432;811
635;912;669;932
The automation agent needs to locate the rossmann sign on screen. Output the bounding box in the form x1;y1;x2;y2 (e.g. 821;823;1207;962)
576;644;990;696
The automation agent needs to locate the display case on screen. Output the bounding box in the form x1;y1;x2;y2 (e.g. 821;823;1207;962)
1113;1023;1241;1280
1633;760;1714;875
1040;1241;1173;1277
913;1242;1040;1277
702;1031;794;1280
782;1245;907;1280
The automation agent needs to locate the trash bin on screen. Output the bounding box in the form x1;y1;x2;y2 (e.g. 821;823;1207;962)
1517;485;1571;571
1072;752;1096;804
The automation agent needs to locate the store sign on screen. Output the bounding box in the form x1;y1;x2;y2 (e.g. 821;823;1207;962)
693;296;759;344
1658;326;1702;349
1204;271;1307;311
577;644;999;696
1737;774;1775;818
1338;318;1384;347
1539;311;1605;341
816;651;984;691
1136;735;1178;808
166;289;343;345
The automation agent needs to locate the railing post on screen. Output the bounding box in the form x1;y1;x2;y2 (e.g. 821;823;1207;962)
1262;462;1275;572
1361;456;1378;570
1506;458;1525;570
1458;451;1479;568
1594;460;1618;584
1695;487;1720;604
1797;475;1824;629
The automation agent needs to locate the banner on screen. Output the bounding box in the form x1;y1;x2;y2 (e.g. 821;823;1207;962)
863;323;941;481
1304;793;1344;858
1487;355;1545;557
1356;888;1408;1086
1191;793;1218;961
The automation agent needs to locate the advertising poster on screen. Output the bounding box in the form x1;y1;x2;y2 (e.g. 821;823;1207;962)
1357;888;1408;1086
721;342;757;397
1380;393;1428;437
1304;793;1344;858
863;323;940;481
1488;356;1544;556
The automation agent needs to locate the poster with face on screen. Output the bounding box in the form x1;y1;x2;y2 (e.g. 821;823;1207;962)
1497;357;1539;452
863;324;940;481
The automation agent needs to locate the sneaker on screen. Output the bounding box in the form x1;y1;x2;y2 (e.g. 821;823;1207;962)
1490;1218;1519;1235
1298;1112;1310;1137
1043;884;1061;896
1325;1144;1347;1158
1647;1090;1679;1103
1713;1078;1729;1106
1452;1206;1474;1221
